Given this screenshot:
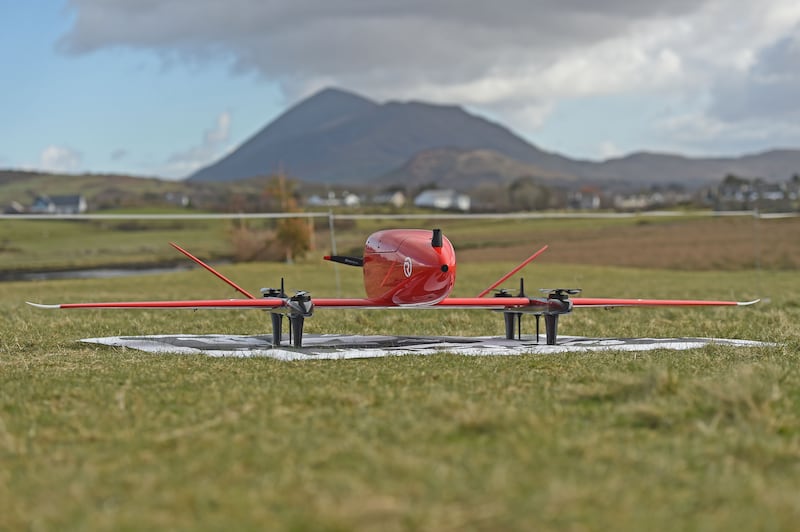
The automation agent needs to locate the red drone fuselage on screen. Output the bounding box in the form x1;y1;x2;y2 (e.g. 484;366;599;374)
362;229;457;306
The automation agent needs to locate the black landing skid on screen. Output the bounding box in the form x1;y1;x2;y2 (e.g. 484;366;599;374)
495;281;580;345
262;279;313;348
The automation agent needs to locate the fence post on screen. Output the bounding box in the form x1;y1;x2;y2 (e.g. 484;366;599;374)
328;210;341;297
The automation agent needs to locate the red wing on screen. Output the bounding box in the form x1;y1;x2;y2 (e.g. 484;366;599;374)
27;298;397;311
28;296;538;311
28;299;286;310
28;296;758;311
434;297;537;309
571;297;759;308
311;297;536;309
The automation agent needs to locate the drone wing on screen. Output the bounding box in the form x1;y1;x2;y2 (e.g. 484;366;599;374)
28;296;759;311
27;299;287;310
570;297;759;308
27;296;537;311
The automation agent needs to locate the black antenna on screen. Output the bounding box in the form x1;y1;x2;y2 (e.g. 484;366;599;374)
431;228;443;248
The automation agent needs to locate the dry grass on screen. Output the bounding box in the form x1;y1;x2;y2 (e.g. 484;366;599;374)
3;214;799;274
455;216;800;270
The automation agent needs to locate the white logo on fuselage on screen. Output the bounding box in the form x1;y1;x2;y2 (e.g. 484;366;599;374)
403;257;413;277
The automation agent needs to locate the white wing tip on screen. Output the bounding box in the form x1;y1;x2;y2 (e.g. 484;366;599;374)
26;301;61;309
738;299;761;306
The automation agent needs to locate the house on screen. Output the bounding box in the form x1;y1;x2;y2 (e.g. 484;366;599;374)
165;192;191;207
372;190;406;209
413;189;471;212
30;195;88;214
714;177;796;212
3;201;26;214
306;191;361;207
568;187;602;210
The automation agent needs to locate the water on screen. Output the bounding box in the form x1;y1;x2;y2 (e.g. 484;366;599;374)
3;265;193;282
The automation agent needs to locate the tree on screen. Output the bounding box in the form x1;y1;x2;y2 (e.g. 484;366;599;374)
508;176;552;211
230;172;311;263
266;173;310;262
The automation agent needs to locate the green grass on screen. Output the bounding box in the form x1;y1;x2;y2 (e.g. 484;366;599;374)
2;257;800;531
0;219;233;271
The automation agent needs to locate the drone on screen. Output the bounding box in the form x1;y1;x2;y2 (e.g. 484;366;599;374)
29;229;757;347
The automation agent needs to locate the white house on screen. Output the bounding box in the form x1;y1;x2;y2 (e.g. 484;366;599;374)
30;195;87;214
372;190;406;208
307;191;361;207
413;189;470;212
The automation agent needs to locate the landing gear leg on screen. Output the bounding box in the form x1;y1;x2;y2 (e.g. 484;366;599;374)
289;315;305;348
270;313;283;346
545;314;559;345
504;312;517;340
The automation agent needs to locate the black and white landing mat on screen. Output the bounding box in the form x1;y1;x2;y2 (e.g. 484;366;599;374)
80;334;771;361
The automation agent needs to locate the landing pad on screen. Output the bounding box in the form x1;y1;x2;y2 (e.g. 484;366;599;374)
80;334;770;361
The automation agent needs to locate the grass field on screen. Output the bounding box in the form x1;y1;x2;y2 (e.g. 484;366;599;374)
2;216;800;530
2;213;799;272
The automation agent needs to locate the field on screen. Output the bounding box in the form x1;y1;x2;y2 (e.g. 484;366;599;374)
1;214;800;530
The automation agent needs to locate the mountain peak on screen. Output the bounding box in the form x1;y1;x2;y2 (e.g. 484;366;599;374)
302;87;376;107
270;86;378;137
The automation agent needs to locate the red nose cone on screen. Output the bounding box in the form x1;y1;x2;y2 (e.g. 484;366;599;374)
362;229;457;305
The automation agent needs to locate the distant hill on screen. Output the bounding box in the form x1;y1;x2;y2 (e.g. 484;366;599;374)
0;170;267;212
188;87;800;188
188;88;577;184
380;147;576;191
0;170;191;209
586;149;800;185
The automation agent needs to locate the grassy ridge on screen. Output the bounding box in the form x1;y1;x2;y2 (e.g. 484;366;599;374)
2;254;799;530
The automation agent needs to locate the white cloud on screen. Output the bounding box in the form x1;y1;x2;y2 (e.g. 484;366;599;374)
39;145;82;173
709;28;800;122
59;0;800;155
57;0;715;106
599;141;622;159
162;111;231;177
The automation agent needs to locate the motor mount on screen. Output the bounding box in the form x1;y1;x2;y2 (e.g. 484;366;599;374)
494;283;581;345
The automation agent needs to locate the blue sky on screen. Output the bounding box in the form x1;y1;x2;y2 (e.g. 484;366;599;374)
3;1;800;179
1;1;283;178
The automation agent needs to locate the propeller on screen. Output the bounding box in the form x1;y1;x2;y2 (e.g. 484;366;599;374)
261;287;283;297
493;279;527;298
261;278;288;299
540;288;582;298
291;290;311;302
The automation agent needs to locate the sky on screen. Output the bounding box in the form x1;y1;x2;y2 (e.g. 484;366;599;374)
2;0;800;179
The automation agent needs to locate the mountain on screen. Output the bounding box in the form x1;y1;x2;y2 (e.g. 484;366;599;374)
188;87;577;183
189;87;800;188
380;147;576;191
586;149;800;185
